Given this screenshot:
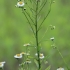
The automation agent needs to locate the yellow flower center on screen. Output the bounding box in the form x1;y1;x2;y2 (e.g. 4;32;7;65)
40;54;43;57
19;1;23;5
16;54;20;57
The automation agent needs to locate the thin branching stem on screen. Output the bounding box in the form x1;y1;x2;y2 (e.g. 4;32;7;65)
27;3;36;12
56;47;69;70
39;26;49;44
37;0;48;15
39;0;47;8
24;10;35;24
22;10;35;36
37;0;52;32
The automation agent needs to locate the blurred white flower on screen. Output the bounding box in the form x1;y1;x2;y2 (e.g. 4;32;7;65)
15;1;25;8
50;37;54;41
39;53;44;59
57;67;64;70
35;53;44;59
51;26;55;30
0;61;5;68
23;43;30;46
35;53;38;56
26;53;30;56
14;54;22;59
26;59;31;64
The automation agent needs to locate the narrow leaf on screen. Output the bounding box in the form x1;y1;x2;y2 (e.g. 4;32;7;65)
45;65;51;70
34;59;39;68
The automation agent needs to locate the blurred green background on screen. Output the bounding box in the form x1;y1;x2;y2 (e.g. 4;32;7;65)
0;0;70;70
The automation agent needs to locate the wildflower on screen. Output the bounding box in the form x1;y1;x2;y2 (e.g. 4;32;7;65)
50;37;54;41
39;53;44;59
14;53;22;59
50;25;55;30
51;26;55;30
57;67;64;70
15;0;25;8
26;59;31;64
51;44;56;49
23;43;30;46
35;53;38;56
35;53;44;59
26;53;30;56
0;61;5;68
21;52;26;55
24;8;26;10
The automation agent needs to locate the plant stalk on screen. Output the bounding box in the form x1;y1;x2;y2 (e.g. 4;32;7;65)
35;1;41;70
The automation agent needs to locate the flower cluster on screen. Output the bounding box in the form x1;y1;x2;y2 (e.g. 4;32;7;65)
35;53;44;59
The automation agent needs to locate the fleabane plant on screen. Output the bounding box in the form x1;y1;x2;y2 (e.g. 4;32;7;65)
15;0;55;70
14;0;67;70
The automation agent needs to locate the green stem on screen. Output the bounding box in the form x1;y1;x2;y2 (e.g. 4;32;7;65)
38;0;52;32
35;1;41;70
22;10;35;36
56;47;69;70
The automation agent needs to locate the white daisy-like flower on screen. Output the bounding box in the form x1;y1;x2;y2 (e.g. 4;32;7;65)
50;37;54;41
15;1;25;8
26;59;31;64
39;53;44;59
57;67;64;70
23;43;30;46
14;53;22;59
0;61;5;68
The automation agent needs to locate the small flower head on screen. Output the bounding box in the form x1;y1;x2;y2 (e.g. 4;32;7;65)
23;43;30;46
50;25;55;30
53;1;55;3
50;37;54;41
51;44;56;49
15;0;25;8
39;53;44;59
14;53;22;59
35;53;38;56
26;59;31;64
51;26;55;30
0;61;5;68
57;67;64;70
24;8;26;10
21;52;26;55
26;53;30;56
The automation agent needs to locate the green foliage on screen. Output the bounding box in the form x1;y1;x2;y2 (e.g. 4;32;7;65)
45;65;51;70
0;0;70;70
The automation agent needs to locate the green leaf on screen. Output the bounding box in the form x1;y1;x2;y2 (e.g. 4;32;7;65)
45;65;51;70
34;59;39;68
